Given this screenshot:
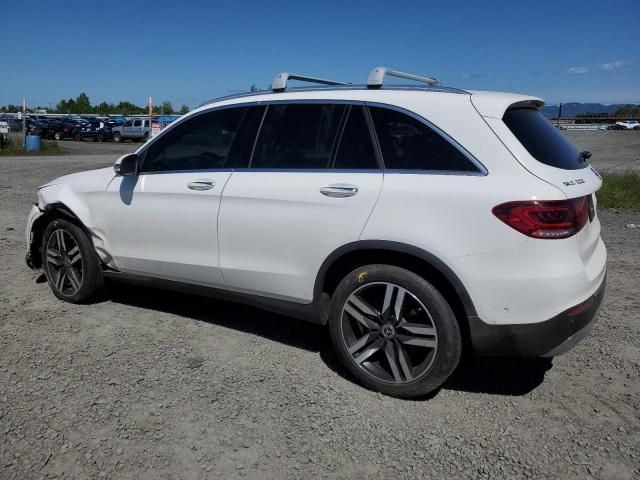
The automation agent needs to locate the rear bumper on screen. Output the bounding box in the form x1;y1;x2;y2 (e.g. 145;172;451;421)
468;273;606;357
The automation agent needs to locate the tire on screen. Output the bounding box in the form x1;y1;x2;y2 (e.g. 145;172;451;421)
113;132;122;143
74;132;81;142
97;133;104;142
41;218;104;303
328;264;461;398
54;131;63;141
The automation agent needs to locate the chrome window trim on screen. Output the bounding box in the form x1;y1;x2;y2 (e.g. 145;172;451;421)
139;99;487;176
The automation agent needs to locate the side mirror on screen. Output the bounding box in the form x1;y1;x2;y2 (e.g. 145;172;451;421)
114;153;139;176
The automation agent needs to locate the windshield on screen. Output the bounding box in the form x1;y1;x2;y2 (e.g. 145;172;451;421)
503;108;587;170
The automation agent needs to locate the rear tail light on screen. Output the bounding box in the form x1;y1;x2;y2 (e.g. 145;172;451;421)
492;196;589;239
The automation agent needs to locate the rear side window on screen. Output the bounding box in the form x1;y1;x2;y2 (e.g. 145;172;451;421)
370;106;479;172
333;106;378;169
251;104;346;169
503;108;586;170
142;107;247;172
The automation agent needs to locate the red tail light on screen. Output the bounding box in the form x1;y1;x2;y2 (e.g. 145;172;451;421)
492;196;589;239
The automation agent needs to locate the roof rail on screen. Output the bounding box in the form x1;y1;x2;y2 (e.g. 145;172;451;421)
367;66;440;88
272;72;349;92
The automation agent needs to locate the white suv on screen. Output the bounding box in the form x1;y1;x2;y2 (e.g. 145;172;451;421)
25;67;607;398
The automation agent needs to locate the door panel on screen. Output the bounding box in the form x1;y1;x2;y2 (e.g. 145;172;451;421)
219;171;382;302
105;172;231;286
103;106;250;285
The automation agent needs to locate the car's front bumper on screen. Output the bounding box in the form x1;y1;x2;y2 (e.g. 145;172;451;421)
468;273;606;357
25;204;43;269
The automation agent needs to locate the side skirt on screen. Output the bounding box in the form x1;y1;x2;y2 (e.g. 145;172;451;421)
103;271;330;325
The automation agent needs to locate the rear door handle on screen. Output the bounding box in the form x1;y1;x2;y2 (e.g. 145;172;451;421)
187;179;215;191
320;184;359;198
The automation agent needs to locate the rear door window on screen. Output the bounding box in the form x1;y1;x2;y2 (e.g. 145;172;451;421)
370;106;480;172
503;108;587;170
333;106;379;170
251;104;346;169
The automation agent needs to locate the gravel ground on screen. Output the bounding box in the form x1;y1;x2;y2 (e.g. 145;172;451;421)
564;130;640;173
1;134;639;480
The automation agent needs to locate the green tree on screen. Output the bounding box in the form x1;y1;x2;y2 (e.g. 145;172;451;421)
614;105;640;117
75;93;92;114
179;104;190;115
160;101;173;114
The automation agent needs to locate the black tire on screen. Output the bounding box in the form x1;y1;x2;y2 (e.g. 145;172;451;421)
74;132;81;142
97;133;104;142
41;218;104;303
113;132;122;143
328;264;461;398
54;131;63;141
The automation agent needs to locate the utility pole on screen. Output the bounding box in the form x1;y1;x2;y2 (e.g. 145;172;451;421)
22;98;26;147
148;96;153;140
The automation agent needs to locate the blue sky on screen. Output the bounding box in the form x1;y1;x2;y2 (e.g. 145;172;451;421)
2;0;639;108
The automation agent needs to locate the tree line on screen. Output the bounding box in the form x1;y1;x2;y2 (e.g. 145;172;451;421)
0;93;190;116
614;105;640;117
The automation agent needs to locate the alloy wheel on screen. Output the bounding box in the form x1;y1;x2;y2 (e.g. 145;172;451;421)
45;229;83;296
340;282;438;384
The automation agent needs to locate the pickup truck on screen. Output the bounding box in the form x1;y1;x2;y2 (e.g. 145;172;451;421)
112;119;150;142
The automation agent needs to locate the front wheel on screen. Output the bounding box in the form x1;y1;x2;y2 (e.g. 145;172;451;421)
113;132;122;143
328;264;461;398
41;218;104;303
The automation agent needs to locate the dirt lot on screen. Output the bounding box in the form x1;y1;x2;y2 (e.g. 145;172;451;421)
1;133;639;480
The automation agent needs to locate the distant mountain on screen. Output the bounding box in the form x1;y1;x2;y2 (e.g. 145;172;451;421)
541;103;629;118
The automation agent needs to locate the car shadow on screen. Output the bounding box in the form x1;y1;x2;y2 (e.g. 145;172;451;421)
104;281;552;398
443;355;553;396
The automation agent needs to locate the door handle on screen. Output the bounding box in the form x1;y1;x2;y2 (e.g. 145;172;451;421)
187;179;215;191
320;183;359;198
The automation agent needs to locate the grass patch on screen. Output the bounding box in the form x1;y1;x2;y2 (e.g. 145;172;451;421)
0;136;66;156
598;172;640;210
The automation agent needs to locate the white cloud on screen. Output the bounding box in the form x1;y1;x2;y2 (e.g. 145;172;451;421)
567;67;589;75
600;60;626;71
462;73;485;79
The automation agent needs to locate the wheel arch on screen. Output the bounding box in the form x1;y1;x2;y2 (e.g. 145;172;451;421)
314;241;476;338
27;202;94;269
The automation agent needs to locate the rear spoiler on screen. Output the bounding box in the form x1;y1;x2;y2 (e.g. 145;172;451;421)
469;91;544;119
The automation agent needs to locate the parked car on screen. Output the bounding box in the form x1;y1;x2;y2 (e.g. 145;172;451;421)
111;118;150;142
0;121;8;147
607;124;626;130
77;120;113;142
50;118;84;140
25;67;606;398
615;120;640;130
25;118;44;135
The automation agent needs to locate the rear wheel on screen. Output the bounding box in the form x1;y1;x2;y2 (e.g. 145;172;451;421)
53;131;63;141
74;132;81;141
113;132;122;143
328;264;461;398
41;218;103;303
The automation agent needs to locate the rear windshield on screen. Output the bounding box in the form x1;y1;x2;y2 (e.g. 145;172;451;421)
503;108;587;170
